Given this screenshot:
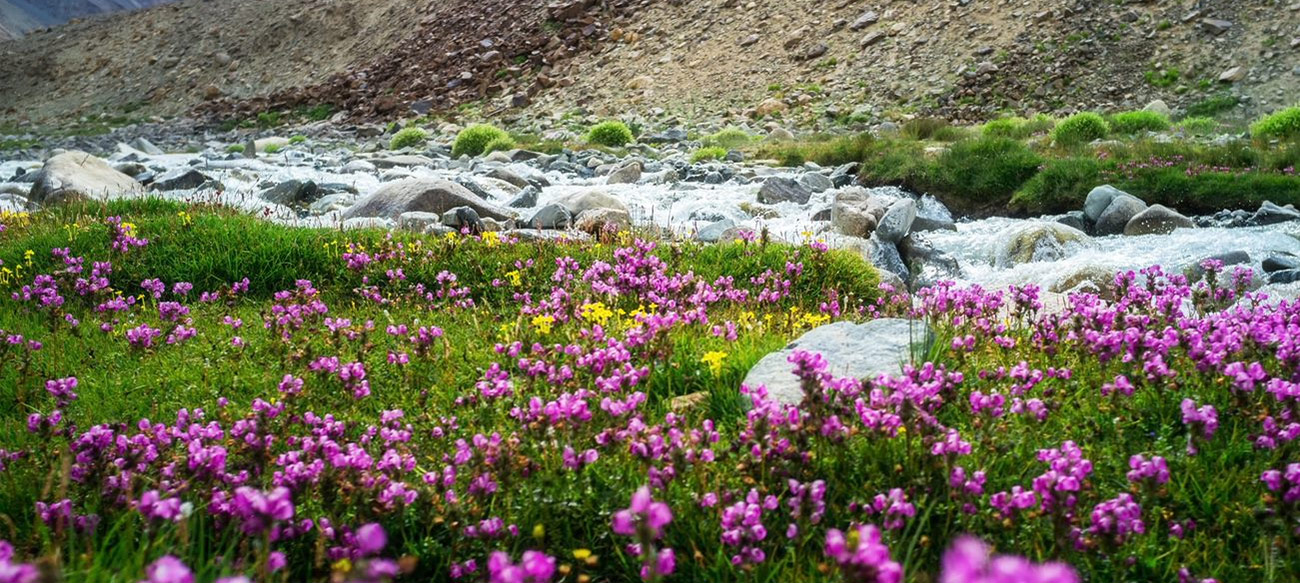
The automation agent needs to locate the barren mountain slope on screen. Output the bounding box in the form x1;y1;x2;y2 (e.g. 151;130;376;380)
0;0;423;122
0;0;178;39
530;0;1299;125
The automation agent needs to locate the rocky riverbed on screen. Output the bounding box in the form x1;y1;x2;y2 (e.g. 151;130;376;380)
5;134;1300;301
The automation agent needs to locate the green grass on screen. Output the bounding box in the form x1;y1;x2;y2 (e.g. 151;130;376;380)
1186;94;1239;118
690;146;728;163
1107;111;1171;135
1144;68;1180;88
703;127;753;150
1251;105;1300;141
1051;112;1110;147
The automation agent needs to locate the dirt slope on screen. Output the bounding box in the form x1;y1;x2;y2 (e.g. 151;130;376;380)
0;0;422;123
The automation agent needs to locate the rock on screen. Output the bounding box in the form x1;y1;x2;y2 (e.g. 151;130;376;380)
1095;194;1148;236
525;204;573;229
860;30;886;47
441;206;485;234
996;222;1094;267
757;177;812;204
27;151;142;204
1263;255;1300;273
606;162;642;185
798;172;833;194
642;128;688;144
130;137;164;155
254;137;290;152
0;193;31;213
261;180;320;207
755;98;788;117
696;218;737;242
504;229;592;243
799;43;828;60
509;150;545;162
668;391;709;412
742;319;934;405
1143;100;1172;118
552;189;630;215
397;211;444;232
1051;266;1119;301
1056;211;1089;233
484;151;512;164
507;186;540;208
371;155;439;169
1083;185;1130;223
310;194;355;215
151;168;213;191
341;160;377;173
1219;66;1246;83
1252;201;1300;225
486;167;531;189
1268;269;1300;284
830;189;881;238
829;162;859;187
875;198;917;243
704;171;726;185
1124;204;1194;235
113;162;148;177
766;128;795;142
899;234;960;282
911;195;955;232
1201;18;1233;35
868;235;909;282
342;178;516;221
849;10;878;30
574;208;632;234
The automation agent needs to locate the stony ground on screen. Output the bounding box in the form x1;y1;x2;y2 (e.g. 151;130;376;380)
3;0;1299;131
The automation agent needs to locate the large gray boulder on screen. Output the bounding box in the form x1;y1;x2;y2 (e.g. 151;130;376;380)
1124;204;1194;235
875;198;917;243
524;204;573;229
911;195;956;232
342;178;515;221
995;222;1094;267
868;235;909;282
757;177;812;204
1083;185;1129;223
261;179;320;207
798;172;833;193
606;162;642;185
742;319;935;405
1253;201;1300;226
1094;194;1148;236
551;189;629;215
28;151;142;204
575;208;632;233
830;189;882;238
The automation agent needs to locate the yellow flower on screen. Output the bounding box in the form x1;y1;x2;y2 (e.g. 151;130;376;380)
23;249;33;267
572;549;592;561
121;222;137;234
580;302;613;326
506;270;522;287
444;231;458;242
482;231;500;247
532;314;555;335
177;211;193;226
701;351;728;376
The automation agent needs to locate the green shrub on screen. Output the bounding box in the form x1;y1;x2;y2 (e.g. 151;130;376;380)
389;127;430;150
288;135;307;145
903;117;953;141
704;127;753;150
585;121;635;147
690;146;728;163
1021;114;1057;136
483;136;517;154
224;144;245;154
1251;106;1300;141
1175;117;1220;136
451;124;509;157
928;137;1044;203
1108;110;1171;135
256;111;281;128
263;144;281;154
1186;94;1239;118
1011;157;1103;213
755;134;877;167
1144;68;1180;88
1051;112;1110;146
982;118;1020;138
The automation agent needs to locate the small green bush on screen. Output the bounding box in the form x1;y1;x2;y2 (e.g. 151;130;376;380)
1108;111;1171;135
704;127;753;150
1175;117;1220;136
902;117;953;141
1251;106;1300;141
256;111;281;128
389;127;430;150
1011;157;1103;213
1021;114;1057;136
483;136;517;155
263;144;281;154
755;134;878;167
1144;68;1180;88
1186;94;1239;118
929;137;1044;202
983;115;1056;139
289;135;307;145
1051;112;1110;146
585;121;635;147
982;118;1020;138
224;144;245;154
451;124;509;157
691;146;728;163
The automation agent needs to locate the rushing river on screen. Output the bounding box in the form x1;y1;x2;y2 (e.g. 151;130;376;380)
6;150;1300;299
